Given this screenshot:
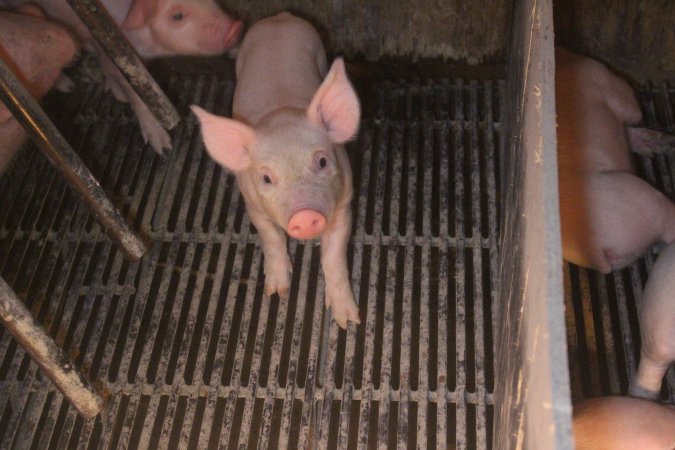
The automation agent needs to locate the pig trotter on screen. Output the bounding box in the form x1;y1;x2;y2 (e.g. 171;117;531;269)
263;253;292;299
627;127;675;155
628;350;668;400
54;74;76;93
106;78;128;103
325;285;360;329
137;110;172;154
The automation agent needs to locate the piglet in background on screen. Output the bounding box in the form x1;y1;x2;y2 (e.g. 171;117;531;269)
0;4;79;173
556;48;675;273
103;0;243;59
573;396;675;450
629;242;675;400
192;12;361;329
1;0;243;153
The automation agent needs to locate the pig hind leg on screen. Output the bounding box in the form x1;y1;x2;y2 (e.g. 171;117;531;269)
629;242;675;400
98;52;171;153
583;171;675;272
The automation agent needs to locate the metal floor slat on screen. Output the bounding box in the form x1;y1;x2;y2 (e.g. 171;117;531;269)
0;63;504;449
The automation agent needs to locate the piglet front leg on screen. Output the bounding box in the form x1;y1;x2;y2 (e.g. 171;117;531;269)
246;204;292;299
321;203;360;329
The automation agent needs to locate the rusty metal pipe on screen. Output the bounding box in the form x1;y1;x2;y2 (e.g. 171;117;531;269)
0;58;146;260
65;0;180;130
0;277;103;418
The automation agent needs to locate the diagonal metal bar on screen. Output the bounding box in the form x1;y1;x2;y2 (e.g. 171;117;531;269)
0;58;146;261
0;276;103;418
65;0;180;130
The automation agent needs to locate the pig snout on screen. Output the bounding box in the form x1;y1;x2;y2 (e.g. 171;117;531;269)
288;208;327;240
196;16;243;53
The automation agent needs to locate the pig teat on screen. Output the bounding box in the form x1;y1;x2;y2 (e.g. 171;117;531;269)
287;209;326;239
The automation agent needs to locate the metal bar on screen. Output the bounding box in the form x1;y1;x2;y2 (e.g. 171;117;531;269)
0;58;146;261
64;0;180;131
0;276;103;419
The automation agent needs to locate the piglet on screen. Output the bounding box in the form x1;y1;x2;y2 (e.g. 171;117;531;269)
573;396;675;450
1;0;243;153
0;4;79;173
191;12;361;329
556;48;675;273
628;242;675;399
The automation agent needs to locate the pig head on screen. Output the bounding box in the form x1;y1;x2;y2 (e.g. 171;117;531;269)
192;12;361;329
0;5;78;173
556;48;675;273
115;0;243;59
192;59;358;239
573;396;675;450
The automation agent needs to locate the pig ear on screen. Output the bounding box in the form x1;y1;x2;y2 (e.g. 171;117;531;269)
122;0;158;30
191;105;254;171
307;58;361;144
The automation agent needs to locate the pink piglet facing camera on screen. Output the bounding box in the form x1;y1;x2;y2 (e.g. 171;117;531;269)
192;12;361;329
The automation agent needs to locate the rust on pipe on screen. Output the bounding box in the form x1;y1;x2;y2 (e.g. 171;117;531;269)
0;277;103;418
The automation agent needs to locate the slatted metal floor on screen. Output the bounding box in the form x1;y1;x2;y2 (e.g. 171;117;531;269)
0;60;502;449
565;85;675;404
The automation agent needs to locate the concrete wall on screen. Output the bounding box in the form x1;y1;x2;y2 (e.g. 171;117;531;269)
223;0;675;81
554;0;675;82
221;0;510;63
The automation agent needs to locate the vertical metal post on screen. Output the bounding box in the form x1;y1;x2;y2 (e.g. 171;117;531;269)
0;277;103;418
494;0;572;448
0;58;146;261
65;0;180;130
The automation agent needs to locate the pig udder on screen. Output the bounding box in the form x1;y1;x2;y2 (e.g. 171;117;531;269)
121;0;243;58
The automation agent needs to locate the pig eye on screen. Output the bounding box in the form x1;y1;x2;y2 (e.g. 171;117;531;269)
263;174;272;184
314;152;331;171
172;12;184;21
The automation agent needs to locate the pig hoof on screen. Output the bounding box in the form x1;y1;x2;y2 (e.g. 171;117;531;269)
326;288;360;329
54;74;75;93
140;120;172;155
263;259;292;299
264;281;290;299
627;382;660;401
330;301;360;329
106;79;128;103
